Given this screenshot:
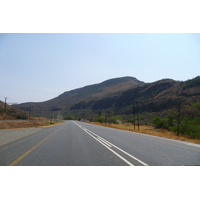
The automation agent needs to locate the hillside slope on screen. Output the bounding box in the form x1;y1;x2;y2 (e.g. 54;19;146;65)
16;76;144;115
14;76;200;120
115;76;200;115
0;101;28;119
69;76;200;118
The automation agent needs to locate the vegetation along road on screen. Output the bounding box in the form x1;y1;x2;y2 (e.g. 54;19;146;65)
0;121;200;166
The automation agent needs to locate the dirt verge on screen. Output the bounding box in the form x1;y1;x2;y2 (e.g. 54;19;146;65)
0;120;64;130
86;122;200;145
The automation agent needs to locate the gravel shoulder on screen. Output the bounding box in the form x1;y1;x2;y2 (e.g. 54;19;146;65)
0;127;49;146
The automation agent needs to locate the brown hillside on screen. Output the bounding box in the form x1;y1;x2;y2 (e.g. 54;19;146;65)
14;76;200;120
14;76;144;116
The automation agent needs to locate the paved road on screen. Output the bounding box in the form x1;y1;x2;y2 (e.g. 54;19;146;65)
0;121;200;166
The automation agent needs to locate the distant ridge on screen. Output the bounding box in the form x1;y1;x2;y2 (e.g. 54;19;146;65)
15;76;144;113
14;76;200;120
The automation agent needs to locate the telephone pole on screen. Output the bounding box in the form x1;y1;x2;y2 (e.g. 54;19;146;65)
135;101;140;130
31;106;34;119
39;108;42;120
177;103;181;136
3;97;8;120
132;101;136;129
29;107;31;121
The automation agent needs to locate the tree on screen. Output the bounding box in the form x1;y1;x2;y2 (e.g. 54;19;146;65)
95;115;103;123
152;116;166;129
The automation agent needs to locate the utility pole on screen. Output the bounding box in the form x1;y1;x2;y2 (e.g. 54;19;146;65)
50;112;53;122
31;106;34;120
177;103;181;136
135;101;140;130
3;97;8;120
29;107;31;121
39;108;42;120
132;102;136;129
20;107;22;119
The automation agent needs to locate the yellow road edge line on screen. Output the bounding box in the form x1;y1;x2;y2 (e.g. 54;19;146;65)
8;125;64;166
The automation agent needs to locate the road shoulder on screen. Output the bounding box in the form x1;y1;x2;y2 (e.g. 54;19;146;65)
0;127;49;146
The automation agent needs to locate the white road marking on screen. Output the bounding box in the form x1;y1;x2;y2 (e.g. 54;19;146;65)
83;124;148;166
97;137;112;147
73;121;148;166
86;129;134;166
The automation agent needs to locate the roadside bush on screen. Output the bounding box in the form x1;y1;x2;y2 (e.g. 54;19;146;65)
16;114;28;120
108;116;119;124
153;115;200;139
169;125;177;133
95;115;103;123
128;118;135;124
180;117;200;138
64;115;76;120
152;116;167;129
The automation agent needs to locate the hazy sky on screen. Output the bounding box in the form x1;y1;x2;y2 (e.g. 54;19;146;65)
0;33;200;103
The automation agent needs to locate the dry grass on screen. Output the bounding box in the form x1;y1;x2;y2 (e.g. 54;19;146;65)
87;122;200;145
0;116;16;120
0;120;64;130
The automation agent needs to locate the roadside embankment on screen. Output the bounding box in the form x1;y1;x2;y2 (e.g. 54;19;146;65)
86;122;200;145
0;120;64;130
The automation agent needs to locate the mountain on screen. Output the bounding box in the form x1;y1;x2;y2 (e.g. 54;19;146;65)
14;76;200;121
15;76;144;116
115;76;200;115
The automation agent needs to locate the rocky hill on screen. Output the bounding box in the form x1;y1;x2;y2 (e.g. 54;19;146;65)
14;76;200;121
15;76;144;116
115;76;200;115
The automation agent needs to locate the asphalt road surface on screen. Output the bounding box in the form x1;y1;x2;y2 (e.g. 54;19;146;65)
0;121;200;166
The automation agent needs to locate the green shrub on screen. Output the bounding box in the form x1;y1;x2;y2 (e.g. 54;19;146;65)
109;116;119;124
128;118;135;124
179;117;200;138
153;115;200;139
95;115;103;123
152;116;167;129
